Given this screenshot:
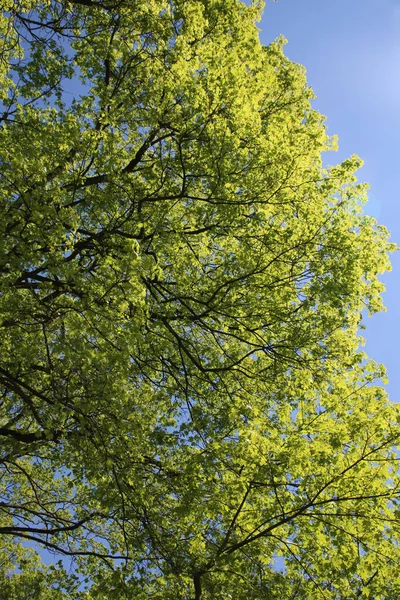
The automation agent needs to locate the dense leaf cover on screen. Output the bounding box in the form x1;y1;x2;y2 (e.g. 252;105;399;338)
0;1;399;597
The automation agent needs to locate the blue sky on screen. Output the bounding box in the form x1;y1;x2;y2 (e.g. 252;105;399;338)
258;0;400;399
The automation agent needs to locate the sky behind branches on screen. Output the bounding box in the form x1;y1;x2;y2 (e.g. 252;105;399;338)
259;0;400;399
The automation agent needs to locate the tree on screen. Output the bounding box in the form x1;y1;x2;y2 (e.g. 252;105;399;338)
0;0;399;597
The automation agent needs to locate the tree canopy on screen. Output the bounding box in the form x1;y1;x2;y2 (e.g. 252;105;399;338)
1;0;399;598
